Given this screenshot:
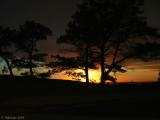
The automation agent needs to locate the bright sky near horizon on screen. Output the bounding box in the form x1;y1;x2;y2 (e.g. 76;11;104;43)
52;60;160;83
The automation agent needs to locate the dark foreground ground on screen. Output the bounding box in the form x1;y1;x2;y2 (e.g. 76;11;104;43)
0;75;160;120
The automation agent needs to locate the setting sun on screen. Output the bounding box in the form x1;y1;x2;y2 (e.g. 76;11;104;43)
88;69;101;83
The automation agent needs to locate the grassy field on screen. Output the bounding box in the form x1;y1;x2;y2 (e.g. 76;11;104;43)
0;75;160;120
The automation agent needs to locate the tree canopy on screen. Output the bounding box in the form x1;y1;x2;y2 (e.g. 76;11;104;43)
15;20;52;76
57;0;160;85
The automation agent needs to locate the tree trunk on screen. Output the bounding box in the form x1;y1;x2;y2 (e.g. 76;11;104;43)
104;42;120;82
105;66;114;78
85;43;89;84
105;42;121;82
29;52;34;77
2;56;13;77
100;41;105;86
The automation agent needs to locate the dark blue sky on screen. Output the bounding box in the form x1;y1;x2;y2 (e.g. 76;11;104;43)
0;0;160;54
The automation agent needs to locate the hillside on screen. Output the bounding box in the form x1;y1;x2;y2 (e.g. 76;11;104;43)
0;75;160;120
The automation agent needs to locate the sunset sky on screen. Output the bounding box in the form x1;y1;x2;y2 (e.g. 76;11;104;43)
0;0;160;82
52;60;160;83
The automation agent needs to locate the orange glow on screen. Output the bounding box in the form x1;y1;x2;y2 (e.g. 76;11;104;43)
116;69;158;83
74;69;101;83
51;68;159;83
52;69;101;83
51;60;160;83
88;69;101;83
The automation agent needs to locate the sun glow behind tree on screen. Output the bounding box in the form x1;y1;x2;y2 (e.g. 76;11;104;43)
51;60;160;83
1;60;159;83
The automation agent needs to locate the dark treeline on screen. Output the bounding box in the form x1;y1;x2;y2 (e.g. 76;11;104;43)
0;0;160;85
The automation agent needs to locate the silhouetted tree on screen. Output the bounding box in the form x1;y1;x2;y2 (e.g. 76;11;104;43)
92;0;160;85
0;26;16;76
57;1;98;83
58;0;159;85
15;21;52;76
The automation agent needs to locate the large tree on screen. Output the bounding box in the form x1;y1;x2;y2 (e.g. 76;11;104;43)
15;21;52;77
90;0;160;85
58;0;159;85
57;1;98;83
